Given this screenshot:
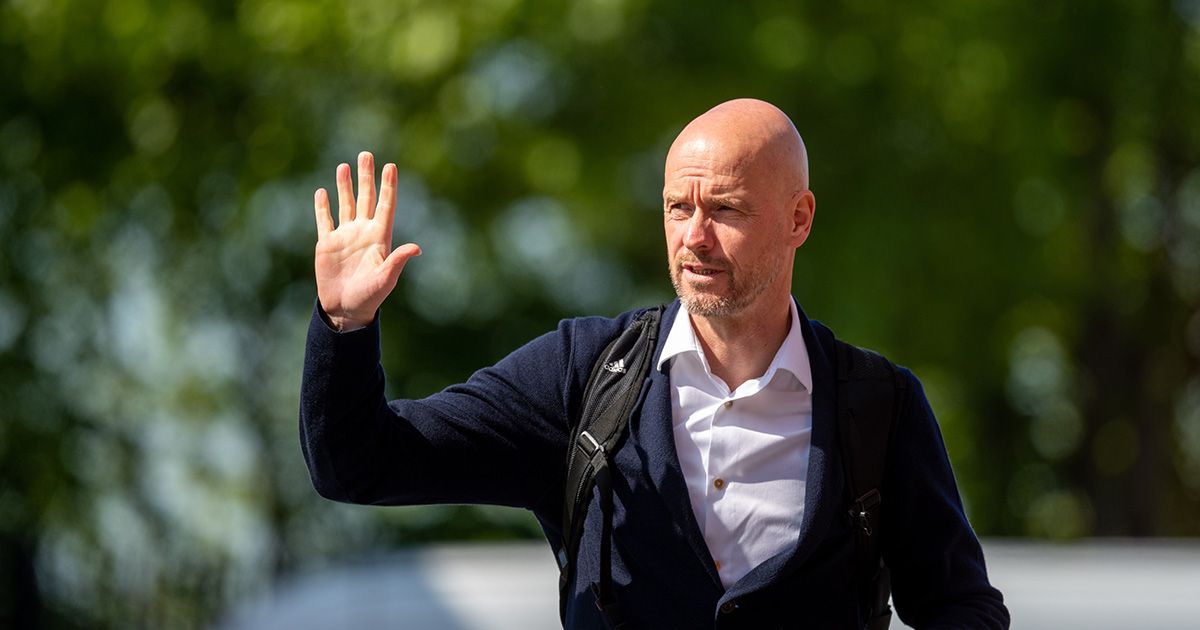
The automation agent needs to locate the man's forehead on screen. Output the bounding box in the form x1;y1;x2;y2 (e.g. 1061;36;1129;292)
662;176;750;202
668;134;755;165
665;151;756;187
665;162;750;182
663;142;767;196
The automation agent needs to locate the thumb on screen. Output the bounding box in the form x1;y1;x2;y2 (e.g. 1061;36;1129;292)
382;242;421;284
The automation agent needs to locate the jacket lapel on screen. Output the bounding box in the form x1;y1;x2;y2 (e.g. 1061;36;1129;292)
632;300;723;588
782;306;844;567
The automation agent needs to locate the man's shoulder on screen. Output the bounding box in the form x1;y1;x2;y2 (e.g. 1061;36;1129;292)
560;306;652;333
544;302;675;377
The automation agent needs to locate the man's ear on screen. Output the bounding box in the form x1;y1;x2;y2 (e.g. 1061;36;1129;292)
790;190;815;248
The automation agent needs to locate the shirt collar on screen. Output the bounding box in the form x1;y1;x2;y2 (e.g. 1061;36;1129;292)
657;299;813;393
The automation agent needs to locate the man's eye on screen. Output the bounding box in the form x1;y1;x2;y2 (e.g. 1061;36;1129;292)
668;204;692;217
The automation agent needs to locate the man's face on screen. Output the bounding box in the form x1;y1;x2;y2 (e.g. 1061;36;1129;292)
663;134;797;318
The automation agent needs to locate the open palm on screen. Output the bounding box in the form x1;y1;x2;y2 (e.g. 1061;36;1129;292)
314;151;421;331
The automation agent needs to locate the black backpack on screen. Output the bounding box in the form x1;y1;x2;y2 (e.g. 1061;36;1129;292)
555;306;906;630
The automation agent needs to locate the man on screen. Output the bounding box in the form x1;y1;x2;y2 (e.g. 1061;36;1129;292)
301;99;1009;628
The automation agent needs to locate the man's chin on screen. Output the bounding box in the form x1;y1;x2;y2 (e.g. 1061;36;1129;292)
679;292;740;318
671;274;738;316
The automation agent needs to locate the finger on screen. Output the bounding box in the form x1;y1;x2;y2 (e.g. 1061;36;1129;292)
381;242;422;285
314;188;334;237
357;151;376;220
377;163;397;240
336;163;354;223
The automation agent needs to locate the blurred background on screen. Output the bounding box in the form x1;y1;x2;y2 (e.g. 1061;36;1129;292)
1;0;1199;627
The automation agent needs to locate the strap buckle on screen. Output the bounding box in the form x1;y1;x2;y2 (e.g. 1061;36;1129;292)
578;430;604;456
849;489;882;536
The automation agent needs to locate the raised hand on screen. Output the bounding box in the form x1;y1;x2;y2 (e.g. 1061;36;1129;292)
314;151;421;331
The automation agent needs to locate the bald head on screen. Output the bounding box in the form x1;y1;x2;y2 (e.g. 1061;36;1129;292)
662;98;817;322
667;98;809;193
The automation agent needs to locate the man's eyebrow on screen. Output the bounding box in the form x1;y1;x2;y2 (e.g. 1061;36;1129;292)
663;192;748;208
709;194;747;208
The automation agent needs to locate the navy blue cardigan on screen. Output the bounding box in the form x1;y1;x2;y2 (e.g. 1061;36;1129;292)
300;299;1009;629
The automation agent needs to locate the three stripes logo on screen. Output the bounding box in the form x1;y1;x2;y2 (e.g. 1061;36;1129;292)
602;358;627;374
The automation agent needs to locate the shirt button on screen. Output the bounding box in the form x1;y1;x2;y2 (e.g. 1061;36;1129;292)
714;560;722;570
713;477;725;490
720;600;737;614
723;400;732;409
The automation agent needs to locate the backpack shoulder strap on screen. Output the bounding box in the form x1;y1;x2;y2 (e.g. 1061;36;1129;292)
557;305;663;628
835;339;908;630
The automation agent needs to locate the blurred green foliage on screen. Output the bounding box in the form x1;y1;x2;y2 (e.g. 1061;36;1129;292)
1;0;1198;627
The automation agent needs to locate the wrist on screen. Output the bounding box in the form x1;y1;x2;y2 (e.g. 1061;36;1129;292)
331;315;369;333
318;303;370;332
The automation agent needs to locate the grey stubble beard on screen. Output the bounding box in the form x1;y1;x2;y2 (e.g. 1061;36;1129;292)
668;253;782;318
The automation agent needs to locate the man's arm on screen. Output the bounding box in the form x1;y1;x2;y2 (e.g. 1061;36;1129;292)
300;152;598;512
299;301;580;510
883;369;1010;629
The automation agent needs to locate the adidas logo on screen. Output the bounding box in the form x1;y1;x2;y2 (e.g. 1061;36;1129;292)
602;359;627;374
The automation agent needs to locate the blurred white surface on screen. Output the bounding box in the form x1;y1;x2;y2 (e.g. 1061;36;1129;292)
218;539;1200;629
983;539;1200;629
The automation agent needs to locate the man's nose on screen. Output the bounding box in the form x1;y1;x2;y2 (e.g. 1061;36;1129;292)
683;212;713;251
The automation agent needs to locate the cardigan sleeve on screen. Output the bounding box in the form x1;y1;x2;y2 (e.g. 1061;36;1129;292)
883;369;1011;629
298;302;614;513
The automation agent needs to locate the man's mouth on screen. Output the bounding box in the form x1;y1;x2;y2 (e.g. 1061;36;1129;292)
682;263;724;277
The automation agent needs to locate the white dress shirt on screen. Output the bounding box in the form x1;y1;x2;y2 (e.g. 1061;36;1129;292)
658;301;813;589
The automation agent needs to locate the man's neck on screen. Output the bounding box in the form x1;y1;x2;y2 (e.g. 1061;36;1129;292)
690;295;793;391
